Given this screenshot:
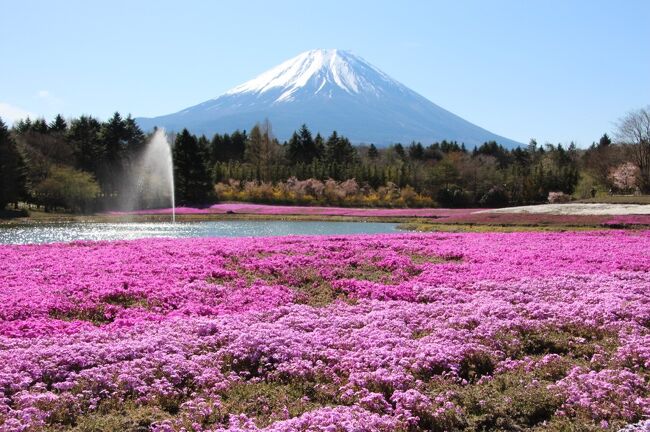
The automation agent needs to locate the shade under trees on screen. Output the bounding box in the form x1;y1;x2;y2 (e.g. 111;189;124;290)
0;118;27;209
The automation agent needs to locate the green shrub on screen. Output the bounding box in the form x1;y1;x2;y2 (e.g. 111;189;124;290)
436;185;470;207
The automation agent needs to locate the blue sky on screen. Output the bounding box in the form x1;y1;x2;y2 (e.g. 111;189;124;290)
1;0;648;146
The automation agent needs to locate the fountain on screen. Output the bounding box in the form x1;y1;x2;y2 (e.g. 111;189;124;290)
122;128;175;222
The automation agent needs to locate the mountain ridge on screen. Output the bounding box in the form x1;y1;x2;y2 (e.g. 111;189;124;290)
136;49;523;148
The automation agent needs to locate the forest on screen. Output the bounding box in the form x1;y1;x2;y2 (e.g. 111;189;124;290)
0;107;648;213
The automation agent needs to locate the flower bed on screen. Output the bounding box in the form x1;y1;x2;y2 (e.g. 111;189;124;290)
602;215;650;227
1;231;649;430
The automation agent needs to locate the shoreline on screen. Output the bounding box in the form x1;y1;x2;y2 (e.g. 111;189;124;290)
0;210;640;234
2;202;650;232
0;211;413;226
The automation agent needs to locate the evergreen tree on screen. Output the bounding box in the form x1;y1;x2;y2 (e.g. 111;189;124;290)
210;133;224;164
393;143;406;159
299;124;319;162
0;118;27;208
368;143;379;160
173;129;213;204
100;112;129;163
324;131;357;165
286;131;302;165
97;112;145;194
210;132;246;163
474;141;510;168
424;143;444;161
49;114;68;133
408;142;424;160
229;130;247;161
68;116;104;176
31;118;49;134
598;133;612;148
287;124;319;165
220;134;233;161
123;115;145;157
314;133;325;158
14;118;32;134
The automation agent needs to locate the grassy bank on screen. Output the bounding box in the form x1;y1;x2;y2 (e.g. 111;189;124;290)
575;195;650;205
0;209;411;226
399;221;609;233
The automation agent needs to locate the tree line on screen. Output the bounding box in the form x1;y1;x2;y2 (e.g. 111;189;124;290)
1;106;649;213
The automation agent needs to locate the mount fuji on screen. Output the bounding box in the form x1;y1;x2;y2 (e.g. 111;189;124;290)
136;49;522;148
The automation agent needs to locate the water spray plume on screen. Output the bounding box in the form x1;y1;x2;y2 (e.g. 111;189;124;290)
120;128;175;222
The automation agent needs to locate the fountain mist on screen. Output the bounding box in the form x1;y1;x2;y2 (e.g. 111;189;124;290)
121;129;175;222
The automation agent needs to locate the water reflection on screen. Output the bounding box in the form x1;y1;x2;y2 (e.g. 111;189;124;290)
0;221;399;244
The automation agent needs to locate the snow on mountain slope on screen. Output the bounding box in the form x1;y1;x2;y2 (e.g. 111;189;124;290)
222;49;394;101
136;49;522;148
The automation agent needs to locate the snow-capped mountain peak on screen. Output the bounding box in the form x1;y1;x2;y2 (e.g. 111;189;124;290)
224;49;395;102
136;49;522;148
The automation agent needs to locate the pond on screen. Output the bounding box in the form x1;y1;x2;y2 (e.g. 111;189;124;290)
0;221;400;244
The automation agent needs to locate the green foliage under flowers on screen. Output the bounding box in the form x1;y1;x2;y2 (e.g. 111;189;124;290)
217;381;332;427
493;325;620;360
47;403;171;432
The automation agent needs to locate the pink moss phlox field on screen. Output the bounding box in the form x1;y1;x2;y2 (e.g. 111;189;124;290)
1;231;649;430
603;215;650;227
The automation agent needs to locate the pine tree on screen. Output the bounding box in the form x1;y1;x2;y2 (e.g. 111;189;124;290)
298;124;318;162
68;116;104;176
49;114;68;133
173;129;213;204
210;133;223;164
314;133;325;159
124;115;145;157
0;118;27;209
393;143;406;159
197;135;211;181
230;130;247;161
31;118;48;134
598;134;612;148
97;112;131;194
173;129;212;204
368;143;379;160
408;142;424;160
14;118;32;134
100;112;129;163
286;131;303;165
324;131;357;165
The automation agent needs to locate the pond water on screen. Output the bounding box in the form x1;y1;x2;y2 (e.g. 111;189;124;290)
0;221;399;245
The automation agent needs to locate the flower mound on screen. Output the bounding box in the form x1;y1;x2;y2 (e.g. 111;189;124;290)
0;231;649;431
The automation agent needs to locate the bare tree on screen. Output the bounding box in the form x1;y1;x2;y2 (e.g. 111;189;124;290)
615;106;650;192
259;118;281;170
243;119;281;181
